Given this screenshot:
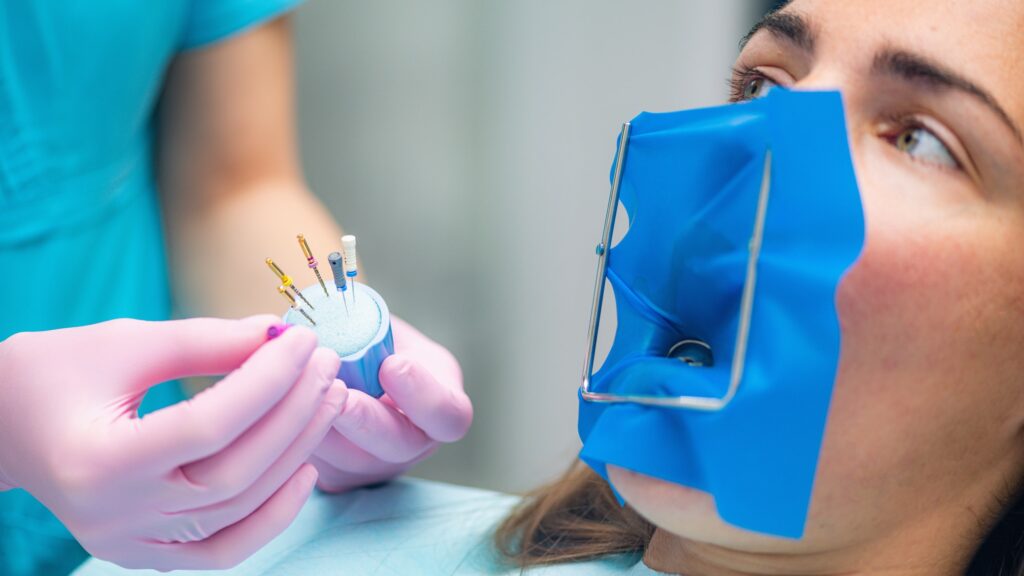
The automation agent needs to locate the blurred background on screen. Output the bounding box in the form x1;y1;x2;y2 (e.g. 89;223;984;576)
293;1;769;494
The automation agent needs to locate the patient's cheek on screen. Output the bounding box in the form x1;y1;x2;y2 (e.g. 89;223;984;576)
828;219;980;414
835;234;916;339
834;220;966;341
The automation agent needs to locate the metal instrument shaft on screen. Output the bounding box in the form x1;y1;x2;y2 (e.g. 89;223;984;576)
278;285;316;325
297;234;330;297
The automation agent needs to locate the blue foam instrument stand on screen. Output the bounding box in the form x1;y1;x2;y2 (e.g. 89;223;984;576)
283;282;394;397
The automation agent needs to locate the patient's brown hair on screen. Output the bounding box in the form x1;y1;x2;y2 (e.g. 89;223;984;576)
493;462;653;566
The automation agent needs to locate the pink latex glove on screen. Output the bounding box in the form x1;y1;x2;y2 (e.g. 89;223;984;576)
0;316;347;571
309;316;472;492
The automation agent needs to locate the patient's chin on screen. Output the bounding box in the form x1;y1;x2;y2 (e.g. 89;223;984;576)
606;465;788;550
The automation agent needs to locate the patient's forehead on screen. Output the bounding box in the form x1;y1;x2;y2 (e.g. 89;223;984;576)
785;0;1024;119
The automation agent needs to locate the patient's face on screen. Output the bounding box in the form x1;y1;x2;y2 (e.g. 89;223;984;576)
610;0;1024;564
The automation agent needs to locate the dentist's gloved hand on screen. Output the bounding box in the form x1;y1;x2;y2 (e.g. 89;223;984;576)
0;316;347;571
309;316;472;492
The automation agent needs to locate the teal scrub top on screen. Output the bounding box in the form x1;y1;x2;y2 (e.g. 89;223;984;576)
0;1;300;574
74;479;673;576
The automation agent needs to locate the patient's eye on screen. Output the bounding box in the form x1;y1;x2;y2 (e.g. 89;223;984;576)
729;68;778;103
743;76;775;100
891;125;959;170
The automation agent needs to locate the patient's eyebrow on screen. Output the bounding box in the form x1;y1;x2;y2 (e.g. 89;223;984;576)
873;48;1023;145
740;9;815;53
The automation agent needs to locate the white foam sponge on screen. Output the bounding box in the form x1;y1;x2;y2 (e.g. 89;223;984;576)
285;283;382;357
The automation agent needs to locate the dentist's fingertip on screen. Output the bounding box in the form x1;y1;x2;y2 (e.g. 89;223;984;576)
332;391;370;432
272;324;318;356
305;347;341;392
288;324;318;343
388;355;414;376
380;356;415;390
241;313;282;327
239;314;284;340
298;463;319;490
325;381;348;412
319;347;342;379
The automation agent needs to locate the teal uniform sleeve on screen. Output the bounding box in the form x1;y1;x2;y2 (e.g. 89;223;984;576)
0;3;302;574
180;0;305;50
